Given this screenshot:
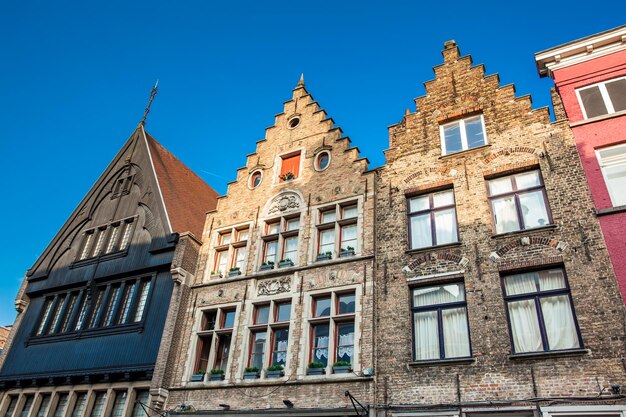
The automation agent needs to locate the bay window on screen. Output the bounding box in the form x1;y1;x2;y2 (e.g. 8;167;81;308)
503;268;582;354
487;170;551;234
411;283;471;361
407;189;458;249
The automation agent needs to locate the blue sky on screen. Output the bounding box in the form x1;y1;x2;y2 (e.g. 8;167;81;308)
0;0;622;325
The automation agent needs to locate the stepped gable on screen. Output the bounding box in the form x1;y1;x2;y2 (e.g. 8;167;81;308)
144;129;218;238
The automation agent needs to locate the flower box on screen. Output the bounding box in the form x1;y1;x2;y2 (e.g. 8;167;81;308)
306;367;325;376
243;371;260;380
266;370;284;378
190;373;205;382
339;249;355;258
332;366;352;374
316;253;332;261
260;264;274;271
209;373;225;382
278;260;294;268
228;269;241;277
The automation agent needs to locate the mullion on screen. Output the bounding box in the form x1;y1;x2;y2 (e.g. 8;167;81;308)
437;308;445;359
534;295;550;352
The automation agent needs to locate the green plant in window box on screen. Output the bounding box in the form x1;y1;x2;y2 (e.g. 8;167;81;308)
278;258;294;268
260;261;275;271
306;361;326;376
339;246;355;258
228;267;241;277
190;369;206;382
208;369;225;381
279;172;295;181
266;364;284;378
316;251;332;261
332;361;352;374
243;366;260;379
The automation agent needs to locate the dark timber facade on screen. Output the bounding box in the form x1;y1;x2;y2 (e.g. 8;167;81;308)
0;125;217;417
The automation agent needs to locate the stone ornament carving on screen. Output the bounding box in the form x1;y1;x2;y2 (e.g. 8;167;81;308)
258;277;291;296
267;192;302;215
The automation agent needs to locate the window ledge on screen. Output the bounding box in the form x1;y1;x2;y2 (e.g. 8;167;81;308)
570;109;626;127
27;322;144;345
439;144;492;159
70;250;128;269
596;205;626;216
490;224;558;240
409;357;475;367
508;348;589;360
405;242;462;255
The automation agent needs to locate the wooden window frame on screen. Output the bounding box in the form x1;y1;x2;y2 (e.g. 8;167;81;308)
406;189;459;249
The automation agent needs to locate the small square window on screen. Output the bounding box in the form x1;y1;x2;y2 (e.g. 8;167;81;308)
255;305;270;324
341;205;358;219
285;218;300;231
279;152;301;181
440;115;487;155
266;222;280;235
314;296;331;317
320;209;336;224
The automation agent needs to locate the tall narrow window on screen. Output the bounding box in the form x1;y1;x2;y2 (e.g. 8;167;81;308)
130;391;150;417
3;397;17;417
133;280;152;322
104;285;122;326
440;115;487;155
487;170;551;234
70;393;87;417
89;289;105;328
279;152;301;181
249;331;267;369
247;300;291;374
597;144;626;207
89;393;107;417
19;396;34;417
52;395;68;417
118;283;137;324
109;392;127;417
35;395;51;417
316;202;359;259
411;283;471;361
192;307;236;379
36;299;54;335
47;295;67;334
74;296;89;331
503;268;582;354
407;189;459;249
60;292;79;332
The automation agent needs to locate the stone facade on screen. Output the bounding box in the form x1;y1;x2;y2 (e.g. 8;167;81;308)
373;41;626;416
163;79;376;415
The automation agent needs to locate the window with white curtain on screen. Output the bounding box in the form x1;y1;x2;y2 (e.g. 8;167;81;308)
596;144;626;207
411;283;471;361
407;189;459;249
487;170;552;235
246;300;292;375
503;268;582;354
309;292;356;370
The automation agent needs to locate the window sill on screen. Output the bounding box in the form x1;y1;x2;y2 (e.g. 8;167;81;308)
439;144;491;159
70;250;128;269
490;224;558;240
508;348;589;360
409;357;475;367
27;322;144;345
405;242;462;255
570;109;626;127
596;205;626;216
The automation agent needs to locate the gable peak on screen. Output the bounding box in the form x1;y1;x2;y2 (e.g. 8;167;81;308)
442;39;461;63
297;73;305;87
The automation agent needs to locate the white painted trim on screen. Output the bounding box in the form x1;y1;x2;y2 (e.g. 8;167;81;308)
595;142;626;207
440;115;488;156
140;126;173;235
576;76;626;119
541;404;626;417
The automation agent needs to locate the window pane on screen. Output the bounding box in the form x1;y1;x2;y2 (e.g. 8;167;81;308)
283;236;298;263
105;225;120;254
79;232;94;260
214;334;231;371
215;250;228;274
488;177;513;196
314;297;331;317
286;218;300;231
74;296;88;331
491;196;520;233
272;328;289;367
133;280;151;322
311;324;329;366
605;78;626;112
249;331;266;369
89;289;105;328
605;164;626;206
433;191;454;208
338;294;355;314
541;295;580;350
60;293;77;332
410;213;432;249
276;303;291;322
118;221;133;251
320;210;336;223
515;171;541;190
194;335;212;373
538;269;567;291
342;205;358;219
508;299;543;353
109;393;127;417
518;190;550;228
319;229;335;254
442;307;470;358
263;241;278;264
280;153;301;179
443;123;463;154
20;396;34;417
413;284;465;307
340;224;357;250
434;208;457;245
266;222;279;235
408;196;429;213
464;117;485;148
234;248;246;270
336;322;355;364
413;310;439;360
36;395;51;417
52;396;68;417
201;310;217;331
48;295;66;334
131;391;149;417
104;286;121;326
36;299;53;335
219;232;232;245
580;86;608;118
70;394;86;417
504;273;539;296
255;305;270;324
222;310;236;328
89;393;107;417
4;397;17;417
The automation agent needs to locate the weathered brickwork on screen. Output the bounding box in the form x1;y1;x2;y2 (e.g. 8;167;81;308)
374;42;626;415
162;80;376;415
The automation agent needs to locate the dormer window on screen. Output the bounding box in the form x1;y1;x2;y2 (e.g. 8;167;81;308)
279;152;301;182
440;115;487;155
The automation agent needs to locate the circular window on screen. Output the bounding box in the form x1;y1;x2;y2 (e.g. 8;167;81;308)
315;151;330;171
249;171;262;189
288;117;300;129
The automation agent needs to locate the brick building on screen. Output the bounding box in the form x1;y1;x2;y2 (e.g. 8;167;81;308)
535;25;626;302
0;327;10;354
373;41;626;417
160;78;376;416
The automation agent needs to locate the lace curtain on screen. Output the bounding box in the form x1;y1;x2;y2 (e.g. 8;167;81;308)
338;332;354;359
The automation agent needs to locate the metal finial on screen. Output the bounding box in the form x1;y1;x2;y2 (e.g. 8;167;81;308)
298;73;305;87
141;80;159;125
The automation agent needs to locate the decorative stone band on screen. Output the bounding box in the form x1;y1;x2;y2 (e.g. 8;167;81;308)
482;146;544;165
403;252;470;273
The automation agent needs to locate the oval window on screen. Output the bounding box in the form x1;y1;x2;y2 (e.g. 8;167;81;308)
288;117;300;129
315;152;330;171
250;171;262;189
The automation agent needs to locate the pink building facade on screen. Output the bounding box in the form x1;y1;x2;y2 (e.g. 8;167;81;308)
536;26;626;300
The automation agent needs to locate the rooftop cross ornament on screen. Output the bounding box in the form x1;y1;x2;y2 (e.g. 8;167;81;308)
141;80;159;126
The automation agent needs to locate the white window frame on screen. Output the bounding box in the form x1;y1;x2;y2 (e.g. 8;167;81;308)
541;405;626;417
439;115;487;155
576;76;626;119
595;143;626;207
